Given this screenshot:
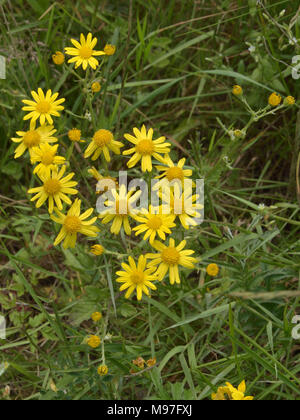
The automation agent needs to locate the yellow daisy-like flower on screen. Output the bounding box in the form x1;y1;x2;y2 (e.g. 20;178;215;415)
146;238;197;285
146;357;157;367
211;386;232;400
84;129;123;162
97;365;108;376
104;44;116;56
91;312;102;322
11;121;57;160
90;244;105;256
52;51;65;65
87;335;101;349
123;125;171;172
31;143;66;177
65;33;105;70
268;92;282;107
68;128;85;143
154;155;193;189
91;82;101;93
212;381;253;401
232;85;243;96
206;263;219;277
133;205;176;244
160;184;203;229
51;198;99;249
28;167;78;214
98;185;141;235
22;88;65;125
116;255;157;301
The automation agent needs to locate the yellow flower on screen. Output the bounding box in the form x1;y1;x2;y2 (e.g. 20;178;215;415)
91;312;102;322
31;143;66;177
226;381;254;400
22;88;65;125
28;166;78;214
206;263;219;277
51;199;99;249
52;51;65;65
90;244;104;256
116;255;157;301
133;205;176;244
154;155;193;189
68;128;85;143
146;357;156;367
98;184;141;235
211;386;232;400
123;125;171;172
232;85;243;96
11;121;57;160
65;33;105;70
87;335;101;348
268;92;282;107
284;96;295;106
97;365;108;376
84;129;123;162
146;238;197;285
133;357;146;369
160;184;203;229
91;82;101;93
104;44;116;56
233;129;244;139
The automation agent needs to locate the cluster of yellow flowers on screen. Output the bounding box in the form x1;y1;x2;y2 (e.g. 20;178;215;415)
232;84;295;108
86;313;108;377
11;32;203;303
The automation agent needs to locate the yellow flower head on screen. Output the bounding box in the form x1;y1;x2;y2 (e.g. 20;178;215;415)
51;198;99;249
68;128;85;143
284;96;295;106
98;184;141;235
84;129;123;162
154;155;194;189
268;92;282;107
91;82;101;93
123;125;171;172
206;263;219;277
31;143;66;177
116;255;157;301
146;357;157;367
226;381;254;400
133;357;145;369
232;85;243;96
104;44;116;56
65;33;105;70
133;205;176;244
52;51;65;65
97;365;108;376
233;129;244;139
87;335;101;348
28;166;78;214
11;121;57;159
90;244;105;256
22;88;65;125
211;386;232;400
146;238;197;285
160;184;203;229
91;312;102;322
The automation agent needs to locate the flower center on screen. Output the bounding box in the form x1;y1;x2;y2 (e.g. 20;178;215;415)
93;129;113;147
166;167;184;181
23;130;41;147
136;139;154;155
130;270;145;284
64;215;82;233
79;46;93;59
147;215;162;230
43;179;61;195
162;247;180;265
68;129;81;141
36;100;51;114
41;152;55;166
116;199;128;215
